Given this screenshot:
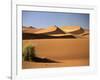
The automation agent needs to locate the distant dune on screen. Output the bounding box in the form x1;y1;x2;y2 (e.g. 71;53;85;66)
22;25;89;39
34;26;57;34
22;27;43;34
23;33;76;39
34;25;65;34
60;26;81;33
60;26;89;37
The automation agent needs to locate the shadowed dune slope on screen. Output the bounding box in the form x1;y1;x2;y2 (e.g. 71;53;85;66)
23;33;76;39
22;26;77;39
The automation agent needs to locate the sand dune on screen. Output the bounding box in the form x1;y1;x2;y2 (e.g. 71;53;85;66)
34;25;65;34
23;33;75;39
23;27;43;34
34;26;57;34
22;26;89;68
60;26;86;36
60;26;81;33
22;26;89;38
23;38;89;69
22;25;79;39
22;26;89;59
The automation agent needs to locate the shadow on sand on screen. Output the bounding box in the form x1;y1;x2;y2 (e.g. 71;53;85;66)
31;57;59;63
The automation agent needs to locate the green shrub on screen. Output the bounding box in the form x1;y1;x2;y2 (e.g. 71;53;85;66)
22;45;36;61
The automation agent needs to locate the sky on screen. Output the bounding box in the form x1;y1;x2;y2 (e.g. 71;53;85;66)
22;11;89;29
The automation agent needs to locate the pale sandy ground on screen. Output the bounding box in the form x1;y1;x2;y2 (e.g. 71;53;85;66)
22;38;89;69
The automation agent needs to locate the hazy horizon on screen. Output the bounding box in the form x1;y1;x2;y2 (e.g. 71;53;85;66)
22;11;89;29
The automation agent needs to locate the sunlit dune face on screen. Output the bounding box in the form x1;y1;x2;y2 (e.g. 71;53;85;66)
34;26;57;34
22;27;43;34
60;26;81;33
34;26;81;34
47;33;73;37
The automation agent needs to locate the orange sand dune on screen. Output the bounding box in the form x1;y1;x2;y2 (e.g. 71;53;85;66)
60;26;89;36
22;26;89;38
72;29;89;38
22;27;43;34
34;25;65;34
34;26;57;34
22;26;89;69
60;26;81;33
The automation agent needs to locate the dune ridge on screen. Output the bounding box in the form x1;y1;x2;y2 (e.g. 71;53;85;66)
34;25;65;34
60;26;81;33
22;25;89;39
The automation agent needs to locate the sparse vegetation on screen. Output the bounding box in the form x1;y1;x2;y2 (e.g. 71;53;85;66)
22;45;36;61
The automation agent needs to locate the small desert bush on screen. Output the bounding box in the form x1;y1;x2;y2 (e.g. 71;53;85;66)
22;45;36;61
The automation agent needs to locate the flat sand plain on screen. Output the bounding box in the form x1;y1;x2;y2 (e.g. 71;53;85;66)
22;59;89;69
22;38;89;69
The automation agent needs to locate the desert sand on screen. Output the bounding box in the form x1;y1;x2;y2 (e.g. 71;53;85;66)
22;26;89;69
23;59;89;69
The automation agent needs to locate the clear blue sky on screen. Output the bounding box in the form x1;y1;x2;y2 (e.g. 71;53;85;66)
22;11;89;29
